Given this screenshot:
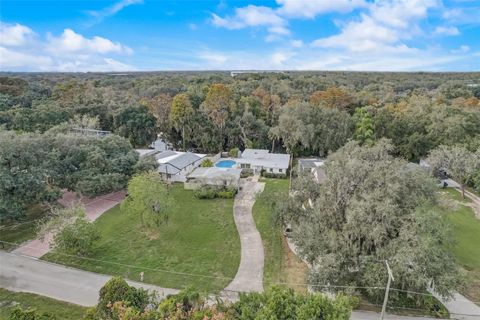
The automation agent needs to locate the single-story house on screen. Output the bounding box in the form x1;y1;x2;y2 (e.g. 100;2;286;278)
236;149;290;175
298;158;326;184
156;150;206;182
185;167;242;190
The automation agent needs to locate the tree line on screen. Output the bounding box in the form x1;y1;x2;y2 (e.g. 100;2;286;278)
1;72;479;156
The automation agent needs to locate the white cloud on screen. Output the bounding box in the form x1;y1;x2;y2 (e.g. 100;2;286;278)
212;5;289;35
199;52;228;65
189;45;471;72
0;22;34;46
86;0;143;25
291;39;304;48
276;0;367;18
54;57;134;72
0;46;52;69
0;23;134;72
451;45;470;53
271;51;294;65
47;29;132;54
313;0;439;53
434;26;460;36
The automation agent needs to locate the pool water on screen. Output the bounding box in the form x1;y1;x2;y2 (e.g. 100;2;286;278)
215;160;237;168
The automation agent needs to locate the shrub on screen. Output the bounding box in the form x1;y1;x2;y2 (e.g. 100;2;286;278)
193;186;236;199
217;189;236;199
240;168;254;178
261;170;288;179
229;147;239;158
200;159;214;167
96;277;150;320
9;307;57;320
51;216;100;256
193;187;217;199
233;286;353;320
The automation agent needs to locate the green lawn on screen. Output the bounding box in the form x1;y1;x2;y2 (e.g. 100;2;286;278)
43;184;240;293
0;288;86;320
0;205;45;251
439;188;480;303
253;178;308;292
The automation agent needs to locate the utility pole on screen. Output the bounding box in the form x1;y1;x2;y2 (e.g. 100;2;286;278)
380;260;394;320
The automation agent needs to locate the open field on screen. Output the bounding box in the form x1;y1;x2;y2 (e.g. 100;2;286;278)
43;184;240;292
0;288;86;320
440;188;480;304
253;178;308;292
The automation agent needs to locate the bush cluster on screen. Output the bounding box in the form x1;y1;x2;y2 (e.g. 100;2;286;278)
240;168;254;178
261;170;288;179
193;186;237;199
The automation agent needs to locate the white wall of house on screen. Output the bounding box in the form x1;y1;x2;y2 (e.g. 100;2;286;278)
264;167;286;175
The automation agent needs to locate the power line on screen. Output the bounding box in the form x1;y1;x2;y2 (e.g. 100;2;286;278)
1;239;479;306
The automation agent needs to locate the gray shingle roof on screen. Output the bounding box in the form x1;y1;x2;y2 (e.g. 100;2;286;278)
157;152;202;175
169;152;201;169
155;150;178;160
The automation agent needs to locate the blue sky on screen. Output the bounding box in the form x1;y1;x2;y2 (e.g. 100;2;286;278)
0;0;479;71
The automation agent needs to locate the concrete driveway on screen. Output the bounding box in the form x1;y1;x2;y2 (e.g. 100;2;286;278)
224;176;265;293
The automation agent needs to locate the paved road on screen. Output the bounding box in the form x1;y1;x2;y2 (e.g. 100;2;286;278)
0;251;457;320
13;191;126;258
434;291;480;320
351;311;438;320
0;251;179;306
224;176;265;293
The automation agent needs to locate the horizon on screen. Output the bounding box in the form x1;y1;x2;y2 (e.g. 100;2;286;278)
1;0;479;72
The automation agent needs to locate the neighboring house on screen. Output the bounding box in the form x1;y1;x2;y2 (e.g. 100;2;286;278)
185;167;242;190
156;150;206;182
298;158;326;184
135;149;160;158
236;149;290;175
135;139;171;158
150;139;170;152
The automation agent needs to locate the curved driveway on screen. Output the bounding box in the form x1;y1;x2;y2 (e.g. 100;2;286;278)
224;176;265;293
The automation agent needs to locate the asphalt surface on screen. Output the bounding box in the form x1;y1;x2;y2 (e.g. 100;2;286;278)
0;251;179;306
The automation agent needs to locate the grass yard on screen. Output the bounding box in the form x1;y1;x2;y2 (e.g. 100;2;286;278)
43;184;240;293
0;205;45;251
439;188;480;303
0;288;86;320
253;178;308;292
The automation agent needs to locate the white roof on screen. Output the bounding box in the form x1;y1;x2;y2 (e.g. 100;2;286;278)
240;149;290;169
187;167;242;181
241;149;270;158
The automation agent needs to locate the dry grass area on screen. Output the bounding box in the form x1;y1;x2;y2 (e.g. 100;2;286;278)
281;237;309;292
253;178;309;292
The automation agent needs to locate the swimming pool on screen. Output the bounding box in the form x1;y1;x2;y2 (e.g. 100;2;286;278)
215;159;237;168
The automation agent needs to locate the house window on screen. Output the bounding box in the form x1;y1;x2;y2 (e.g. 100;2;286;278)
241;163;250;169
269;168;273;172
279;169;283;173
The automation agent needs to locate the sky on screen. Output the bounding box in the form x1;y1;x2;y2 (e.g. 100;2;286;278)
0;0;479;72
